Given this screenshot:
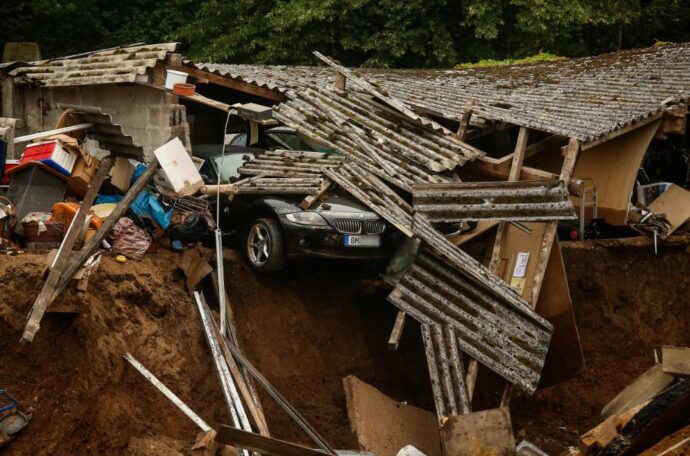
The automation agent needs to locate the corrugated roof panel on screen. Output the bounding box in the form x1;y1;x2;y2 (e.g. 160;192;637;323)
194;42;690;141
389;249;552;394
413;180;577;222
10;43;178;87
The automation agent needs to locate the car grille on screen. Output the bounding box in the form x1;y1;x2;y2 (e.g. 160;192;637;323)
363;219;386;234
332;218;386;234
333;219;362;234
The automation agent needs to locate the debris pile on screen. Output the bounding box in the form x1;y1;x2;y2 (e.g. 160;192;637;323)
1;40;690;455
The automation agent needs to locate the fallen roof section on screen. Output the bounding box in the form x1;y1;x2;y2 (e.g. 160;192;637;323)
9;43;178;87
389;250;552;394
412;180;577;222
57;104;144;159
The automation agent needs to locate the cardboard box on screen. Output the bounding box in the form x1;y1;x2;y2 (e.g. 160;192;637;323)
109;157;134;193
71;156;100;187
153;137;203;196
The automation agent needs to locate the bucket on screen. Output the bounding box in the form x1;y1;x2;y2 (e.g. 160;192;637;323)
165;69;188;90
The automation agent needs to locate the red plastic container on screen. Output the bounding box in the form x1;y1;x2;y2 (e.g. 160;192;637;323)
20;140;77;176
1;159;19;185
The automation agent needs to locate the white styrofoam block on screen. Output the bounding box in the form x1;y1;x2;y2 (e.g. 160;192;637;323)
153;137;203;196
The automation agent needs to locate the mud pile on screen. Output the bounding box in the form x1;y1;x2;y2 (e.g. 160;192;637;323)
0;237;689;455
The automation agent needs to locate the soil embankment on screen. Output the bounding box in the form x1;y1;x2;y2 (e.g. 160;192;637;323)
0;237;688;455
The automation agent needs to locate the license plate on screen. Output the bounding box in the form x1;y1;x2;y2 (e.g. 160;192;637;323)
344;235;381;248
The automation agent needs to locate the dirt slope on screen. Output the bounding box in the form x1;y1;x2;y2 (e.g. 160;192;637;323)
0;236;688;455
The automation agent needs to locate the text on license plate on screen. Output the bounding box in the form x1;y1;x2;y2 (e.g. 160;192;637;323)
343;235;381;248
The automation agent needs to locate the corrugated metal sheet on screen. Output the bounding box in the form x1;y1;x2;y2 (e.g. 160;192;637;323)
389;249;552;394
421;323;471;421
192;42;690;141
413;180;577;222
10;43;177;87
57;104;143;159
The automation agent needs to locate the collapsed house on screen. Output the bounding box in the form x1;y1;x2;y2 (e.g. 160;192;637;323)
1;41;689;455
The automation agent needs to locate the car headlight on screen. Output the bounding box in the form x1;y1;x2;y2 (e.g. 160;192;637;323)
286;211;328;226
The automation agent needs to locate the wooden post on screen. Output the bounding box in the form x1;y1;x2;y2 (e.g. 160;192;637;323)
21;158;161;344
387;310;406;350
466;127;529;401
335;73;346;92
500;137;580;407
20;156;114;344
456;110;472;140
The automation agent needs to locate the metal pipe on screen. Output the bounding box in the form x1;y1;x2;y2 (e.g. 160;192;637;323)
14;123;94;144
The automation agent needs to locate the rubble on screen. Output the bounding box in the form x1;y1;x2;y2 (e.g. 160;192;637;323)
1;39;689;455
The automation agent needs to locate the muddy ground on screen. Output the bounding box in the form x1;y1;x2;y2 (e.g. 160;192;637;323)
0;236;688;455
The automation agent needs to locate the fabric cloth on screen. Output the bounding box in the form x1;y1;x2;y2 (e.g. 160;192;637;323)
111;217;151;260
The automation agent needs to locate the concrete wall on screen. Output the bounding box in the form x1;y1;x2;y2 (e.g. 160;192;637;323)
18;84;187;161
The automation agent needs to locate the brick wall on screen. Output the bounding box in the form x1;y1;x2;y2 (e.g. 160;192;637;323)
19;84;188;161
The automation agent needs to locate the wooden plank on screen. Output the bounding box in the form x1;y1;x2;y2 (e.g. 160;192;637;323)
535;238;584;387
662;346;690;377
440;408;515;456
20;156;114;344
343;375;441;456
601;364;675;420
215;426;329;456
466;127;529;402
209;302;271;437
528;138;580;307
20;158;162;345
579;401;648;455
388;310;406;351
456;110;472;140
221;332;336;454
469;158;583;195
649;185;690;239
173;65;285;102
298;178;332;210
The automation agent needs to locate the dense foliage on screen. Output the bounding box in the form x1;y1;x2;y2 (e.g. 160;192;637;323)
3;0;690;67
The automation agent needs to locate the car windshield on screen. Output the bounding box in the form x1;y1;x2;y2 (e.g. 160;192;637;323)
212;153;249;182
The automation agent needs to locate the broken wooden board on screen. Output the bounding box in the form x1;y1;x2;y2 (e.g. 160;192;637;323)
579;401;648;455
661;346;690;377
649;184;690;239
536;238;584;387
601;364;675;420
572;120;661;225
440;408;516;456
599;379;690;456
343;375;441;456
215;426;333;456
178;246;212;294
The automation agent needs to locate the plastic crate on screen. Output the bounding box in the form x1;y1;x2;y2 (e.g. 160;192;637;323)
2;159;19;185
21;140;78;176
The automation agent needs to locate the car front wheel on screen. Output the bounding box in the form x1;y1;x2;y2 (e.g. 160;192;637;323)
245;218;286;273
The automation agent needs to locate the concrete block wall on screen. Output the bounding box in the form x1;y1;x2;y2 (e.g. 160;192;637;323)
21;84;186;162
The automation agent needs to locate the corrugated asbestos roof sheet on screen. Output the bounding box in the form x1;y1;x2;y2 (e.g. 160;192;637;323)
389;249;552;394
191;42;690;141
9;43;178;87
57;103;143;159
413;180;577;222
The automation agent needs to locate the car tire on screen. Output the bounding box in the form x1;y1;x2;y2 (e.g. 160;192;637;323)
245;218;286;273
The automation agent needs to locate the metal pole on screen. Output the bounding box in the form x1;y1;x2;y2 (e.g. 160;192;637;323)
123;353;212;432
